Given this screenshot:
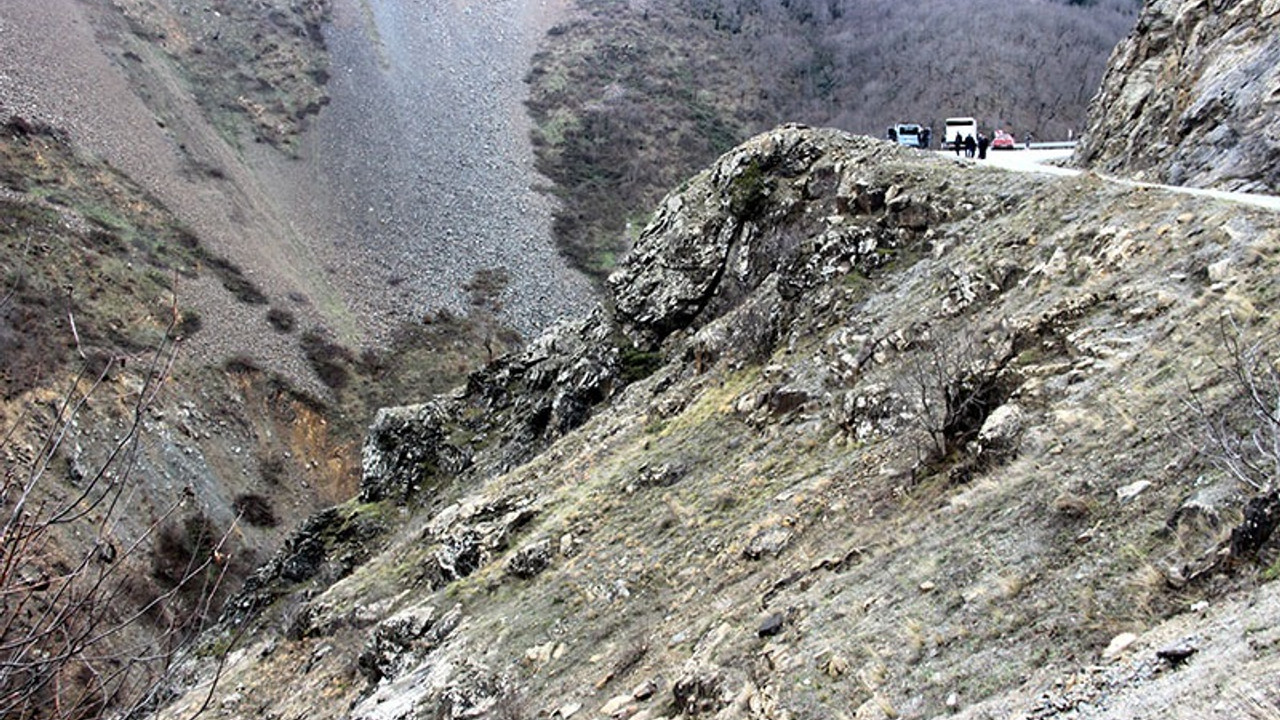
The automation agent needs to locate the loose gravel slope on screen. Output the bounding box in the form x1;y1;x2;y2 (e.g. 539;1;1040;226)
253;0;594;340
1;0;594;358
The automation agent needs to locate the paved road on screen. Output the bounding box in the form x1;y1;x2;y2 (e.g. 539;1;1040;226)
961;148;1280;212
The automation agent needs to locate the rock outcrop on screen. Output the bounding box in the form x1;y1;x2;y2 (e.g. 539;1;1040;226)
170;126;1280;720
1076;0;1280;193
610;126;953;350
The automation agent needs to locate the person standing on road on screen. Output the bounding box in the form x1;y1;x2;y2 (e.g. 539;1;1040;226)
920;127;931;149
954;132;964;156
964;133;977;158
1024;131;1035;150
977;132;990;160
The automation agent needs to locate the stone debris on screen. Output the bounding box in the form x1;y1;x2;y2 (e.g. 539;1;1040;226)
1115;480;1152;502
1155;640;1198;667
758;612;786;638
1101;632;1138;660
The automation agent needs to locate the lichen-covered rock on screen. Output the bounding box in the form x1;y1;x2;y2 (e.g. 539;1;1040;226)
672;664;735;716
465;308;624;470
505;538;552;579
419;495;539;588
357;604;441;683
350;651;506;720
977;402;1025;455
1077;0;1280;193
222;505;385;626
609;127;934;350
361;402;473;503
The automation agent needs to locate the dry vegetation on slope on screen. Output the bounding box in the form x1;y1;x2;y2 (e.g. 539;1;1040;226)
108;0;333;152
161;129;1280;720
0;110;515;718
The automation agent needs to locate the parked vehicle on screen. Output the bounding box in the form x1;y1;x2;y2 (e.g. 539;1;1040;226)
894;123;923;147
992;130;1017;149
943;116;977;150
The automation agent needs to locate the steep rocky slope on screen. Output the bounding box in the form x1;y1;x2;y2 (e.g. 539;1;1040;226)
1076;0;1280;193
0;0;591;361
1;1;571;711
0;113;358;719
160;127;1280;719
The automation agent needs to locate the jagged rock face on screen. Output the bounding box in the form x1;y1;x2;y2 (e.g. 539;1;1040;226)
1077;0;1280;193
610;126;949;350
361;404;474;504
171;126;1280;720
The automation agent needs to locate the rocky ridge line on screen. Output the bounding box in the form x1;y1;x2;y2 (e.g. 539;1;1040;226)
176;125;1280;720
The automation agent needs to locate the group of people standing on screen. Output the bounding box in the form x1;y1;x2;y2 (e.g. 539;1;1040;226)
954;132;989;160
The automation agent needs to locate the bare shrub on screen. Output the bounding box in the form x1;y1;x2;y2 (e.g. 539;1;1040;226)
300;328;353;390
266;306;295;333
0;325;232;719
463;268;513;362
899;328;1016;472
1189;319;1280;494
174;308;203;338
257;452;288;486
232;493;278;528
1186;318;1280;563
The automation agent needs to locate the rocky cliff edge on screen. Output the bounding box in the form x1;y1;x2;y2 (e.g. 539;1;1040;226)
1077;0;1280;194
172;126;1280;720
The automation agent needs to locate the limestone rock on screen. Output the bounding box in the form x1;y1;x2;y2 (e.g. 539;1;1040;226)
361;402;471;503
600;694;634;717
357;603;439;683
222;505;384;627
1101;632;1138;660
609;127;929;350
420;495;539;589
1078;0;1280;193
744;526;793;561
506;537;553;579
977;402;1025;455
672;665;733;716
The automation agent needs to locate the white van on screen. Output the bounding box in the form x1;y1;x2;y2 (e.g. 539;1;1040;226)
943;117;978;150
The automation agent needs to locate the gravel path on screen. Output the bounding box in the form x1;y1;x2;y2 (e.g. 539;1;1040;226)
254;0;594;341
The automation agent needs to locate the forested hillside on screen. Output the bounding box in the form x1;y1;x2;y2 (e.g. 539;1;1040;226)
528;0;1141;279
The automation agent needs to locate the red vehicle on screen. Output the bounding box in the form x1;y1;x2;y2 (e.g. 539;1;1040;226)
992;130;1017;149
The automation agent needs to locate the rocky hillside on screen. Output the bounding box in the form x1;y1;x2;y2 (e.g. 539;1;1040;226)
0;2;550;712
159;127;1280;720
1076;0;1280;193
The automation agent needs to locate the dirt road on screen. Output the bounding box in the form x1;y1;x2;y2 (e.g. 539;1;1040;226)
975;147;1280;211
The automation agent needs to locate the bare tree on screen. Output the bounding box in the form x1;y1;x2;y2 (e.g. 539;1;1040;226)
1188;318;1280;494
463;267;513;362
897;328;1017;475
1;310;233;720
